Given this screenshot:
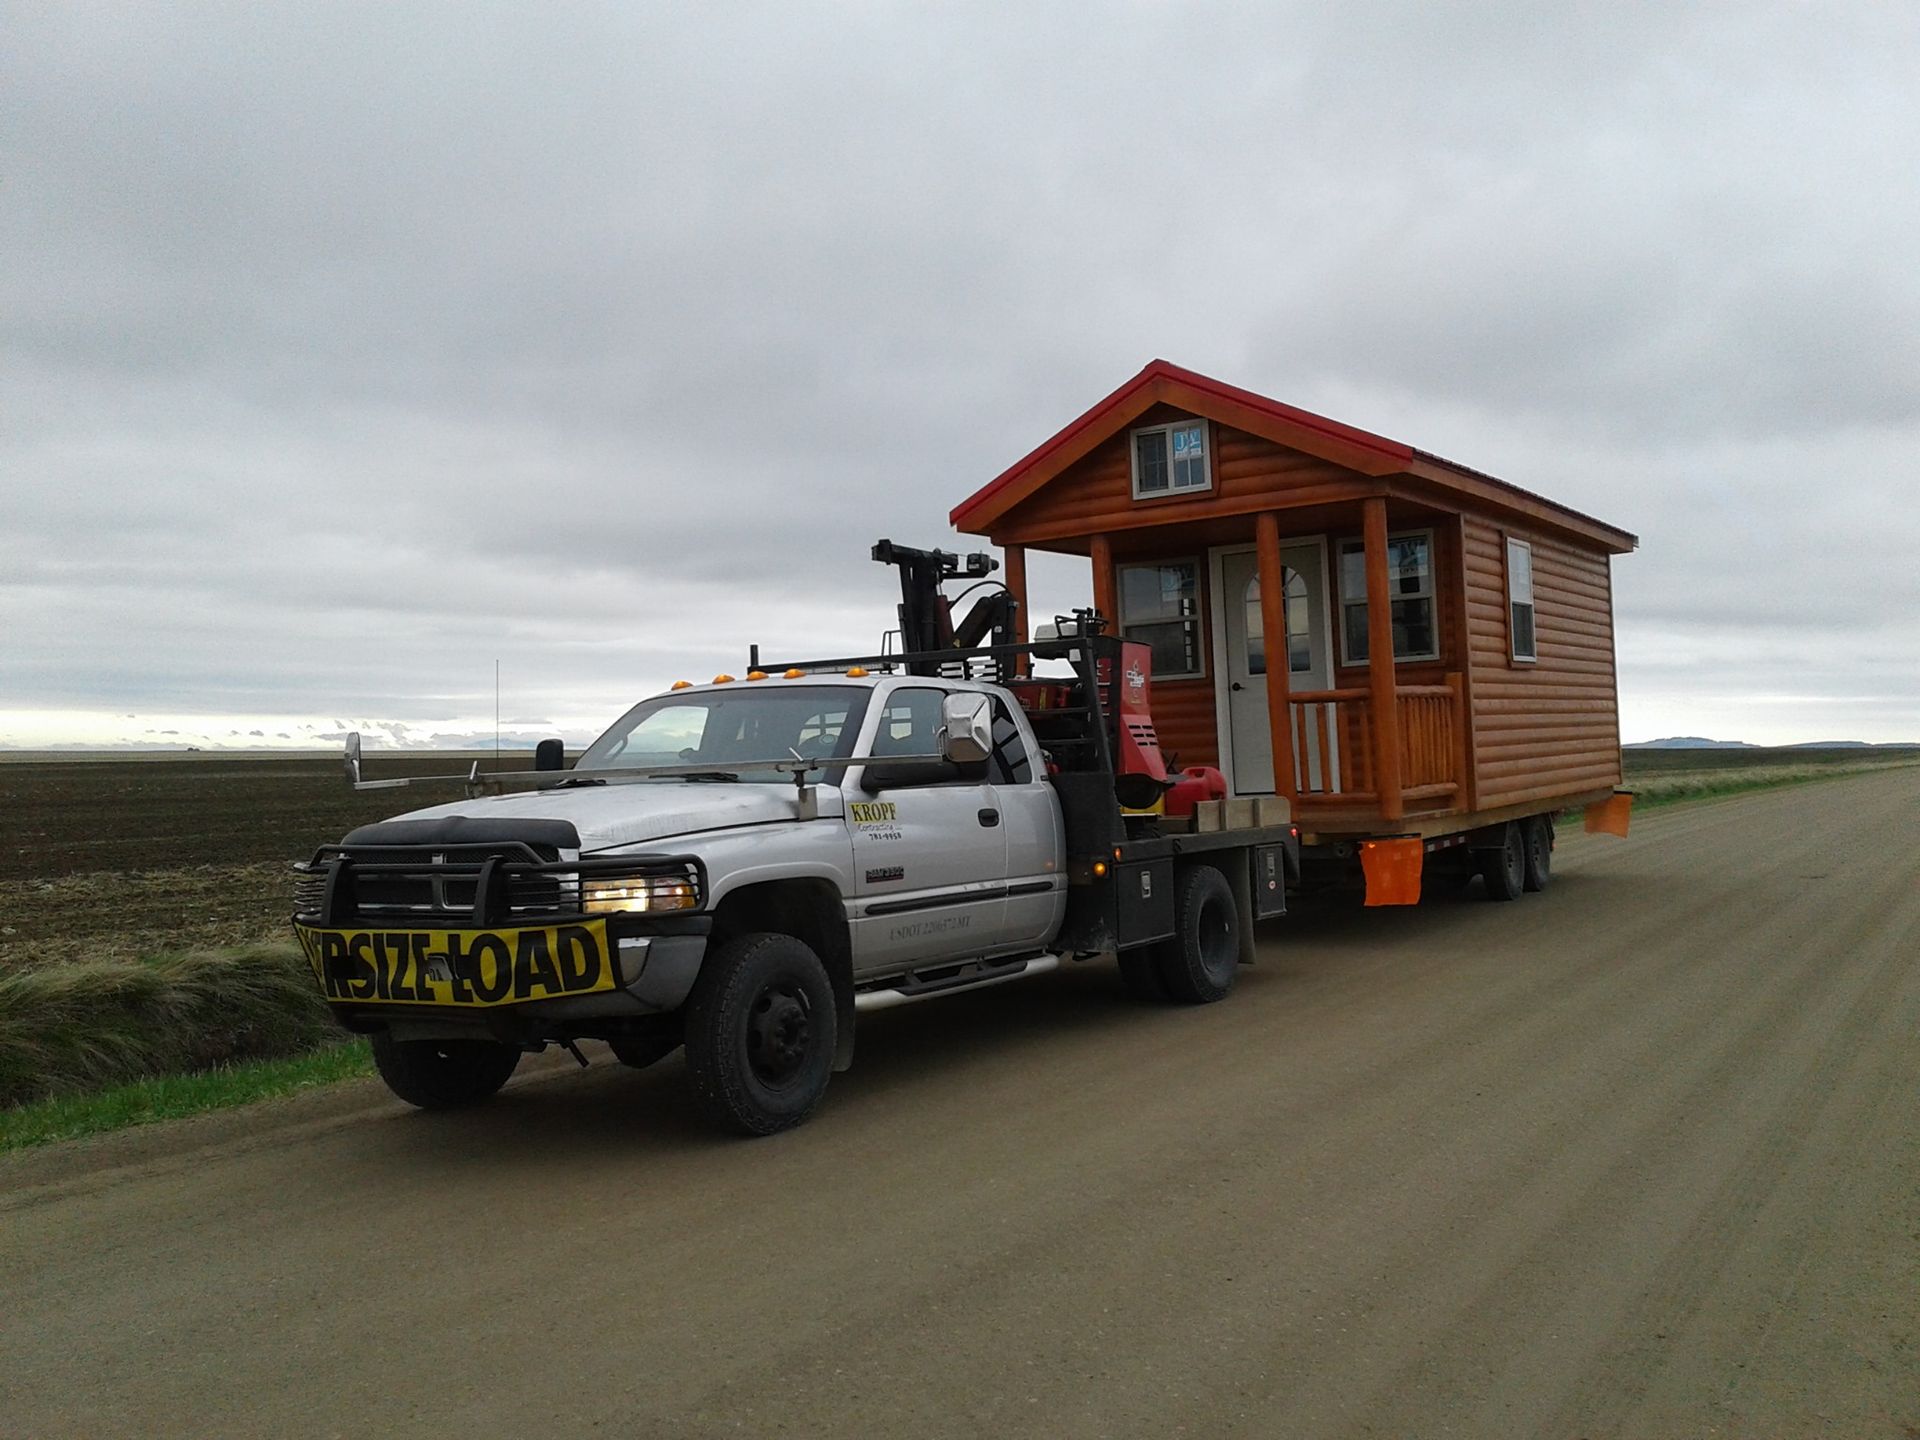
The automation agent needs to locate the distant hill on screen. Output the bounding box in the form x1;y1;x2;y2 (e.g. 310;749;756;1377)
1626;737;1917;750
1625;737;1758;749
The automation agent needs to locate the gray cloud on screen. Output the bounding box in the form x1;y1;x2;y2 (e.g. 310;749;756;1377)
3;2;1917;745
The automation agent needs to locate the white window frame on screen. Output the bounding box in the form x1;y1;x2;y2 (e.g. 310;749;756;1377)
1117;557;1206;680
1129;419;1212;500
1336;528;1440;666
1506;536;1537;664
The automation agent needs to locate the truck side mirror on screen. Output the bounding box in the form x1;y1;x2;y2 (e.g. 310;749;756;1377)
938;693;993;765
534;738;566;771
343;731;363;786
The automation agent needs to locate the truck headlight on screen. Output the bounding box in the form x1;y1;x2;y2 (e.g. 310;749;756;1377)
582;874;699;914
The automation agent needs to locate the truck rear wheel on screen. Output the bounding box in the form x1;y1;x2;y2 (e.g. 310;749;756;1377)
683;932;836;1137
371;1033;521;1110
1480;822;1527;902
1522;815;1553;892
1153;864;1239;1004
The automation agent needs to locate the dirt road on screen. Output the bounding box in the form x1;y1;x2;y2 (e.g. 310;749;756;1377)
5;772;1917;1438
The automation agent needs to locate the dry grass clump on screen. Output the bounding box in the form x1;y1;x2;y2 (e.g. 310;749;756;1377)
0;942;336;1107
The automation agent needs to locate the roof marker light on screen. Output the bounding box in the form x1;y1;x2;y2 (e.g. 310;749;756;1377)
847;666;870;677
670;680;692;690
712;674;736;684
747;670;768;681
783;668;807;679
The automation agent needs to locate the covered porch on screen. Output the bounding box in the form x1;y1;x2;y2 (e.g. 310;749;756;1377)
996;492;1473;831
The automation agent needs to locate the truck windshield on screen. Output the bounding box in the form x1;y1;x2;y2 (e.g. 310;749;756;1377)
576;685;872;781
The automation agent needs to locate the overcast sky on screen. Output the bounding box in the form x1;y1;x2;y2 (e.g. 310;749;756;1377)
4;2;1917;749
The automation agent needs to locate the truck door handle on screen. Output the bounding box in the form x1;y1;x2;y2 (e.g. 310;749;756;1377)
1231;682;1246;691
978;809;1000;827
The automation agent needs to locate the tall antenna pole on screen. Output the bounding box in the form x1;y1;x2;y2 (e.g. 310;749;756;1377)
494;658;501;769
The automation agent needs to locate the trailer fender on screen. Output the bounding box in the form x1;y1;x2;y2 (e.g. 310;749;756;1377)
1360;837;1424;907
1222;856;1259;966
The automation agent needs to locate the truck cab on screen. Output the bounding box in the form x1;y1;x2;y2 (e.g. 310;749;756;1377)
294;545;1295;1137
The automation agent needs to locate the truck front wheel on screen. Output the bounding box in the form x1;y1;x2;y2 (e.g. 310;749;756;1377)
371;1033;521;1110
1153;864;1239;1004
683;933;837;1136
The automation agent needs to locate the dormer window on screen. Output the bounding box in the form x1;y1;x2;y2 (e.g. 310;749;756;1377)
1131;420;1211;499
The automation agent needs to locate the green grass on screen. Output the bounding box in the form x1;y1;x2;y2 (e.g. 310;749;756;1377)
0;941;339;1108
0;1040;372;1153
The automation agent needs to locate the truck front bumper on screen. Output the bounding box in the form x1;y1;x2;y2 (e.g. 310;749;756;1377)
290;913;712;1034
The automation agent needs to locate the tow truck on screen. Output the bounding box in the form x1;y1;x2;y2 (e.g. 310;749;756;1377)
292;541;1298;1135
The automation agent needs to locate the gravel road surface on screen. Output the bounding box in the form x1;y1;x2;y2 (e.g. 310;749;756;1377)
4;771;1917;1438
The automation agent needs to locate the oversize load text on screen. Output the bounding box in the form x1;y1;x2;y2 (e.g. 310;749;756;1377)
294;922;614;1006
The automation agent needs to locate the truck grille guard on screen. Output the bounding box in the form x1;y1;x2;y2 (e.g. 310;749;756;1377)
292;843;706;928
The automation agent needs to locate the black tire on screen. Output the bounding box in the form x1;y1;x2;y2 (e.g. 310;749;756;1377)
1522;815;1553;893
683;933;836;1137
1116;948;1170;1002
1480;822;1527;902
1153;864;1240;1004
371;1033;521;1110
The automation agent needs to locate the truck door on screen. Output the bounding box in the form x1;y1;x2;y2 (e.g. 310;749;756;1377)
847;686;1008;976
988;696;1067;949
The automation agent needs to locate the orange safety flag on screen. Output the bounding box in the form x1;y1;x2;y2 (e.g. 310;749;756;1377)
1361;837;1424;907
1584;792;1634;838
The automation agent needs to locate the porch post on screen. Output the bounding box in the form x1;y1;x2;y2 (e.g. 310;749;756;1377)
1254;512;1297;804
1002;543;1030;676
1362;496;1405;821
1089;532;1118;632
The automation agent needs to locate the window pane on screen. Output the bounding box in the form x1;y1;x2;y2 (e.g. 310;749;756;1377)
871;688;943;756
1126;619;1200;677
1286;569;1312;673
1511;603;1536;660
1507;540;1534;604
1135;431;1169;492
1343;603;1369;663
990;699;1033;783
1245;576;1265;675
1340;544;1366;601
1390;597;1435;657
1121;562;1196;623
1390;537;1430;596
1170;424;1206;489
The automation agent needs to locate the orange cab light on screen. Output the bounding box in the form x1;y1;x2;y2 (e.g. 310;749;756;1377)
783;668;807;679
847;666;869;677
712;674;735;684
1092;860;1108;878
1113;846;1123;860
669;680;692;690
746;670;768;681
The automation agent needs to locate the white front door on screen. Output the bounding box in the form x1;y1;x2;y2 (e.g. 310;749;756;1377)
1218;542;1336;795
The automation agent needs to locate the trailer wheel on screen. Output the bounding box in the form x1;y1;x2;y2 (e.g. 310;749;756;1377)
1522;815;1553;893
371;1033;521;1110
1480;822;1527;902
1116;949;1170;1002
683;932;836;1136
1154;864;1239;1004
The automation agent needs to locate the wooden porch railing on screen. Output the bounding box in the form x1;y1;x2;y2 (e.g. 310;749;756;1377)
1287;673;1465;813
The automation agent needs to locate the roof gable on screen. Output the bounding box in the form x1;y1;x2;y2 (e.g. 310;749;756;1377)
950;359;1637;554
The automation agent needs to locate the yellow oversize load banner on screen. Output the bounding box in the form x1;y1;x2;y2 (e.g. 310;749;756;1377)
293;920;617;1008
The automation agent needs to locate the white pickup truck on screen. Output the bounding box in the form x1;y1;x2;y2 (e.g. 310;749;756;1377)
294;645;1297;1135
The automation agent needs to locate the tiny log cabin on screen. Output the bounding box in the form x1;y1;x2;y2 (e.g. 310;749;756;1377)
951;359;1637;858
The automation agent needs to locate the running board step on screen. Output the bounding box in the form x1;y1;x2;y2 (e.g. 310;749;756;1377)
854;955;1060;1012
